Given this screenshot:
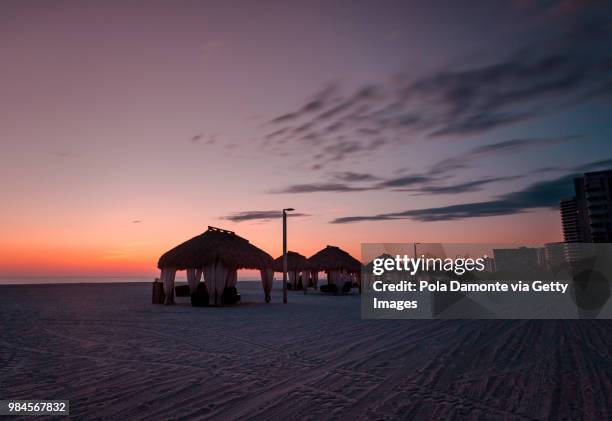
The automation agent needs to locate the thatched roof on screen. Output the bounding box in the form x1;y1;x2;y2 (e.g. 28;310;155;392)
363;253;394;272
157;226;273;270
307;245;361;273
273;251;308;272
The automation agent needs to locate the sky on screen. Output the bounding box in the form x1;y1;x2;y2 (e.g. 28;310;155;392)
1;0;611;277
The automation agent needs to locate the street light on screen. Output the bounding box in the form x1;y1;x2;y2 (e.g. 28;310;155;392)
282;208;294;304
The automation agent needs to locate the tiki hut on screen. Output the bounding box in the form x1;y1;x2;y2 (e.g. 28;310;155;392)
363;253;393;271
362;253;394;291
272;251;311;292
157;226;274;305
307;245;361;288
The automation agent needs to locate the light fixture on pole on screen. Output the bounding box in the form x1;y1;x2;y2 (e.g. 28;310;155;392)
282;208;294;304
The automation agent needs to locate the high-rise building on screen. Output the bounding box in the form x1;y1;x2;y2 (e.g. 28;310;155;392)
560;170;612;266
561;170;612;244
560;197;588;243
581;170;612;242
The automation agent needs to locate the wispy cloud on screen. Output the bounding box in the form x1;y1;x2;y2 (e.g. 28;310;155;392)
428;135;581;177
260;19;611;171
273;136;580;195
332;174;577;223
333;171;381;182
399;176;523;195
271;183;375;194
376;174;435;188
528;157;612;174
189;133;218;144
573;158;612;172
330;156;612;223
267;84;340;125
222;210;311;222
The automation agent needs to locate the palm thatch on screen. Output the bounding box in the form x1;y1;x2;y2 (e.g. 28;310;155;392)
157;226;273;270
307;245;361;273
273;251;308;272
363;253;394;272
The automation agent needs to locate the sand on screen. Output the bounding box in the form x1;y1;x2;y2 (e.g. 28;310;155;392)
0;281;610;420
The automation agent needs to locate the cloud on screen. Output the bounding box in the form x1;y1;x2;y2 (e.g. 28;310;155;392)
402;175;523;195
222;210;311;222
268;83;340;125
270;113;299;124
376;174;436;188
301;100;324;113
333;171;381;182
527;157;612;174
407;52;598;137
468;136;578;155
260;18;611;170
265;128;288;139
429;112;534;137
272;183;374;194
190;133;218;144
132;220;142;224
573;158;612;172
274;136;581;195
322;140;367;160
430;135;580;176
331;173;579;223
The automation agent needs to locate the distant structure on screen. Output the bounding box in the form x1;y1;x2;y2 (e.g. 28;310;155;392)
536;247;547;268
493;247;541;273
560;197;588;243
543;242;566;270
482;256;496;272
561;170;612;243
560;170;612;264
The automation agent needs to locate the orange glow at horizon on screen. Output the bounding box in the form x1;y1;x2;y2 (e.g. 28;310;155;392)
1;0;608;281
0;209;563;278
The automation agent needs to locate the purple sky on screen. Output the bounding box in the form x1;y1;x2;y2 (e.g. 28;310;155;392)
1;0;611;276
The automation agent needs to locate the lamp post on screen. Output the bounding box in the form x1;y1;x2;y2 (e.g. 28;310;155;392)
282;208;294;304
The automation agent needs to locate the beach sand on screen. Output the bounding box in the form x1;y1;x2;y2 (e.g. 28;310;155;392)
0;281;610;420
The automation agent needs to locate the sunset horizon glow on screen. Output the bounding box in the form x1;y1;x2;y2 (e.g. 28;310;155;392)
1;0;611;278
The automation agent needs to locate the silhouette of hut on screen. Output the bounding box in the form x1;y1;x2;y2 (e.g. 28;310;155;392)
362;253;394;291
273;251;309;291
307;245;361;288
157;226;274;305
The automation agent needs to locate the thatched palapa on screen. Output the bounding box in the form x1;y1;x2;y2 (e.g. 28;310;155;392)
307;245;361;273
158;226;273;270
273;251;311;292
272;251;308;272
361;253;394;291
156;226;274;305
308;245;361;289
363;253;394;273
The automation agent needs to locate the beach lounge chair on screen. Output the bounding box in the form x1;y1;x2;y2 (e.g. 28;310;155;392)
320;284;338;294
191;282;210;307
222;286;241;305
175;285;190;297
